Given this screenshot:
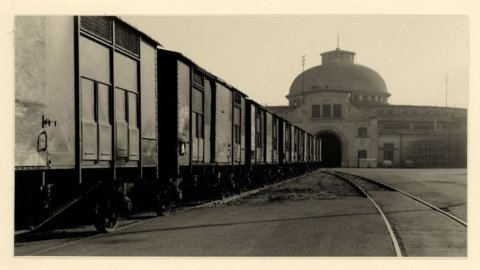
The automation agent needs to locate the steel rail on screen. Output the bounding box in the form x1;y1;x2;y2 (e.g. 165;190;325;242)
334;170;467;227
323;170;403;257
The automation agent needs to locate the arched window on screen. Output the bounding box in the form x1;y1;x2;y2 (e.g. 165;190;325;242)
358;150;367;159
358;127;368;137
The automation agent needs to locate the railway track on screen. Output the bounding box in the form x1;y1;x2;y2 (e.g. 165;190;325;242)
323;170;467;257
16;170;466;256
15;171;319;256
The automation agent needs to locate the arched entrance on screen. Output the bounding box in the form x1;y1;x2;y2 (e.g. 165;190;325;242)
317;132;342;167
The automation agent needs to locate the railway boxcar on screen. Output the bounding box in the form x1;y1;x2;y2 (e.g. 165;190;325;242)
316;136;322;163
156;49;249;200
15;16;322;234
244;100;283;185
314;135;321;163
306;134;312;162
277;118;321;176
306;133;319;170
15;16;161;232
279;118;292;164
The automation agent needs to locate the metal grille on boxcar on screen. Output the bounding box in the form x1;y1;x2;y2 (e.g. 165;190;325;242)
80;16;113;42
115;23;140;55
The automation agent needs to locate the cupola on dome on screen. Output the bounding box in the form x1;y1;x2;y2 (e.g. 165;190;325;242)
288;48;389;99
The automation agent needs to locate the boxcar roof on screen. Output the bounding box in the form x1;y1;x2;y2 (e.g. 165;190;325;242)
245;98;314;136
246;98;287;119
157;48;248;98
156;48;315;137
113;16;163;47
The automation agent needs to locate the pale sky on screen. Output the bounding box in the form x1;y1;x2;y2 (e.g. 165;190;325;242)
124;15;469;108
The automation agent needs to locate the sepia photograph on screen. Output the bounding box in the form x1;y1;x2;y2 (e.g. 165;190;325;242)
2;0;480;269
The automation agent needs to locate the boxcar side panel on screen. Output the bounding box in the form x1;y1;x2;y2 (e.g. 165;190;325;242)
15;17;75;168
80;36;113;164
177;61;191;166
157;51;179;178
114;52;139;162
240;96;246;164
265;112;273;164
249;104;256;164
257;110;265;163
272;117;278;163
299;130;305;162
310;136;314;162
203;79;212;163
292;127;298;162
318;138;322;162
140;40;157;167
303;131;306;162
311;135;315;162
283;121;290;163
191;71;206;163
232;92;243;164
214;83;232;164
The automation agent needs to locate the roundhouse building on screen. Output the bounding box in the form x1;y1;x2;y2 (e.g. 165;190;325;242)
268;47;467;168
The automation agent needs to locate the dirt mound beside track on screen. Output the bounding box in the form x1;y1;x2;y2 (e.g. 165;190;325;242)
227;172;359;206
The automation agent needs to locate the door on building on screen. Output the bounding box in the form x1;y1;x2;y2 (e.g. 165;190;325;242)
357;150;367;167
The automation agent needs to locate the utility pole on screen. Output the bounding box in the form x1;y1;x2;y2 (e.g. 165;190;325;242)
301;55;306;94
337;32;340;49
445;72;448;107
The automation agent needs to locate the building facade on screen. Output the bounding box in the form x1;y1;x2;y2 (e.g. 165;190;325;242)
268;47;467;168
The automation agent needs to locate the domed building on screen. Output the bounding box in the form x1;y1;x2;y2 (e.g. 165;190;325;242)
289;49;390;106
268;47;467;168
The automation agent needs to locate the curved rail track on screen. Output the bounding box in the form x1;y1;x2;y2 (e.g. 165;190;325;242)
323;170;467;257
16;170;466;256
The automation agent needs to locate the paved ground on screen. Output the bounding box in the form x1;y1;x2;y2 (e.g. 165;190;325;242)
336;168;467;221
16;173;395;256
334;168;468;256
14;169;467;256
370;191;466;256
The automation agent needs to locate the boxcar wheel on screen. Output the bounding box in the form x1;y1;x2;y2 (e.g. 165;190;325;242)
156;202;171;216
156;191;171;216
93;196;120;233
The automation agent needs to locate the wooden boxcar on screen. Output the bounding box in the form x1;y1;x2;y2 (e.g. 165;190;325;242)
15;16;322;233
15;16;162;232
157;49;249;199
245;100;283;185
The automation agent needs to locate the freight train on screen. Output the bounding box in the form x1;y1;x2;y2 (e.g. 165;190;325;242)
15;16;321;232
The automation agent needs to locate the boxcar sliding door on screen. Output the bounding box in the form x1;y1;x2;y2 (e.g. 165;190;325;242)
79;34;112;164
191;70;205;163
232;93;242;164
114;52;139;162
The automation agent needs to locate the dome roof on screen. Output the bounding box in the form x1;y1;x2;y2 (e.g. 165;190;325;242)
289;62;388;97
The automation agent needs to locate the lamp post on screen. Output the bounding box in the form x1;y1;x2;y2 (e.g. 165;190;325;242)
445;72;448;108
